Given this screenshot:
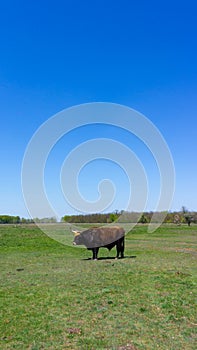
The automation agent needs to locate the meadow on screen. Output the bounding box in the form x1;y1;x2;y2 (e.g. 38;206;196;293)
0;224;196;349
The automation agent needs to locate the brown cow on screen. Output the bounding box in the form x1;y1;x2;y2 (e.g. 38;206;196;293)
73;226;125;260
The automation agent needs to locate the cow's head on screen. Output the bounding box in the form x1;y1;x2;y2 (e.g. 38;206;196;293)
72;230;82;245
72;230;80;236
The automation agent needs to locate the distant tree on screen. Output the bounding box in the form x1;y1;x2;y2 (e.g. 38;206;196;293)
0;215;21;224
174;214;181;225
21;217;27;224
139;213;148;224
32;217;57;223
181;206;188;214
13;216;20;224
181;206;193;226
61;215;70;222
185;215;192;226
109;212;118;223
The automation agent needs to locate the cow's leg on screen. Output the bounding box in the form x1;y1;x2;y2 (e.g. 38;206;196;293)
115;242;120;259
120;238;124;258
92;248;99;260
116;238;124;259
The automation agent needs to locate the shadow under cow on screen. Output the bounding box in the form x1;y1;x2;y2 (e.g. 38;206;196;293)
82;255;137;261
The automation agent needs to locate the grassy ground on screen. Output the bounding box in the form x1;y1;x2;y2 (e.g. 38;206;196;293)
0;224;196;349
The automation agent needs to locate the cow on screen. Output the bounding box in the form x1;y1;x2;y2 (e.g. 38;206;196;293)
73;226;125;260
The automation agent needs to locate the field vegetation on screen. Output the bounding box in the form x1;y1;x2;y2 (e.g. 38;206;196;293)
0;224;196;349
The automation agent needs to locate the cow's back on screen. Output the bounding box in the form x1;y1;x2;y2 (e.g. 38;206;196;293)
81;226;125;248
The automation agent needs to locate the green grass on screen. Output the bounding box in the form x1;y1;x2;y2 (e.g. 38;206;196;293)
0;224;196;349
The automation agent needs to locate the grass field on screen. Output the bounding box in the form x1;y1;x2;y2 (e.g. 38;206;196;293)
0;224;196;349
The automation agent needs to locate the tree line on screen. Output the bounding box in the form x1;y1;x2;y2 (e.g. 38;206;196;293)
61;210;197;225
0;215;57;224
0;209;196;225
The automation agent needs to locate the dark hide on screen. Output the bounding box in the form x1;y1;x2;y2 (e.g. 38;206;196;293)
73;226;125;260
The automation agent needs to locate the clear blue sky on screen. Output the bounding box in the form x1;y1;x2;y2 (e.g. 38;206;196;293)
0;0;197;218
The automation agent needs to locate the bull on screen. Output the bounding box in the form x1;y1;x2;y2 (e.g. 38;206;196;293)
73;226;125;260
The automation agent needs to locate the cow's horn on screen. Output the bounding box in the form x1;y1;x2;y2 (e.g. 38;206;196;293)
72;230;80;236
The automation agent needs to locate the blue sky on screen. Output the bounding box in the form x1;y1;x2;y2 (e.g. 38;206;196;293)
0;0;197;218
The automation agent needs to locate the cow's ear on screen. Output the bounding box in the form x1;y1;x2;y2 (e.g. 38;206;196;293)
72;230;80;236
